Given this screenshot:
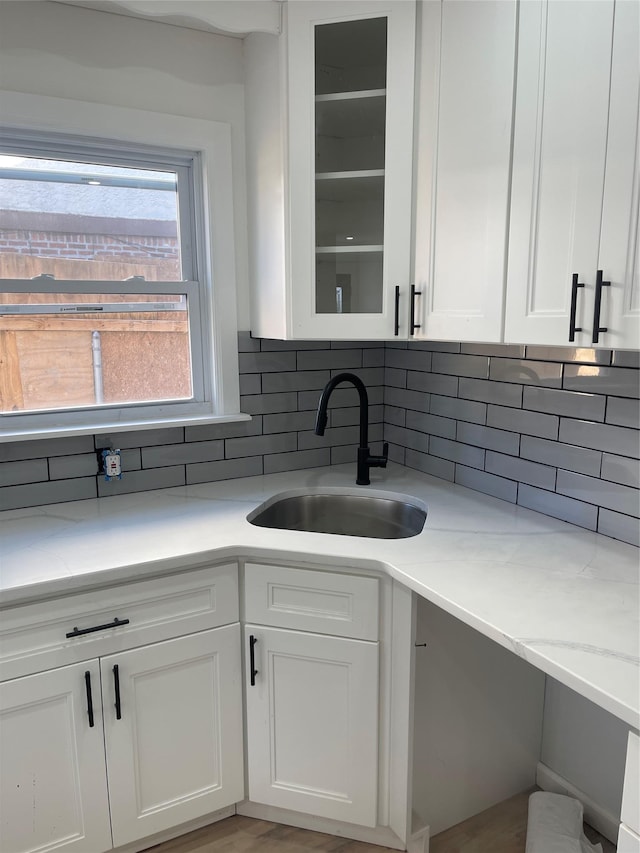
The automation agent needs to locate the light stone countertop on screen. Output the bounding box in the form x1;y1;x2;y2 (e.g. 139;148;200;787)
1;462;638;729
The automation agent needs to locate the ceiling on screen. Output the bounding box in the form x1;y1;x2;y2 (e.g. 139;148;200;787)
52;0;282;37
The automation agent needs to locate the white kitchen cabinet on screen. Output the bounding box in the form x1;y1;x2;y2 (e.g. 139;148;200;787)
0;564;243;853
246;0;416;340
242;562;380;827
619;731;640;851
0;661;112;853
412;0;517;342
244;625;379;826
505;0;639;349
102;626;243;848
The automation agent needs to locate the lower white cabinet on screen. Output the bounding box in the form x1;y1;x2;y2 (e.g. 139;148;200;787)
0;627;243;853
244;625;379;827
0;564;243;853
103;626;244;847
0;661;112;853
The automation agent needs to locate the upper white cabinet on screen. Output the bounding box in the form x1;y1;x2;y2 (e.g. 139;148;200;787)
505;0;639;349
246;0;416;340
412;0;517;342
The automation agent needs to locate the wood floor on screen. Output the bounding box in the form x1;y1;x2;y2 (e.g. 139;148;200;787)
146;793;617;853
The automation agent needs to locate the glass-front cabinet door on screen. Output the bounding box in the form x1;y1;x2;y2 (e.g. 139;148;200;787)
287;1;416;339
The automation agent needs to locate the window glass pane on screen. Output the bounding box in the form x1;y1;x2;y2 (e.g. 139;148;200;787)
0;155;182;281
0;292;192;413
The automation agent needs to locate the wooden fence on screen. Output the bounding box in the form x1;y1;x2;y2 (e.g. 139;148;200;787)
0;253;191;413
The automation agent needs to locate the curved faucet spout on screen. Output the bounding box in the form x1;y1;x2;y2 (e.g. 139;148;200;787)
315;372;387;486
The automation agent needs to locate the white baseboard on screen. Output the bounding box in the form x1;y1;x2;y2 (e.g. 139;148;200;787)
407;824;430;853
536;762;619;844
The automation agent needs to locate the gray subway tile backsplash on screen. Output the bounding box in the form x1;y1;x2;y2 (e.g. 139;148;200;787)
406;410;456;440
519;436;601;477
0;333;637;549
455;465;518;503
407;369;459;397
487;405;559;440
563;364;640;398
558;418;640;459
517;484;598;531
430;436;485;470
598;508;640;547
430;394;487;425
489;358;563;388
600;453;640;490
48;453;98;480
459;377;523;408
394;340;638;546
456;423;520;456
432;352;490;379
186;456;263;485
485;451;556;491
522;386;606;421
0;435;94;463
142;439;225;468
296;348;363;371
0;477;97;512
556;470;640;518
606;396;640;429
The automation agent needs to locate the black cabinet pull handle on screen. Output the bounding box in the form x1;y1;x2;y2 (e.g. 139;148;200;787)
568;273;585;341
410;284;422;336
592;269;610;343
249;635;258;686
394;286;400;336
84;670;94;728
66;617;129;638
113;664;122;720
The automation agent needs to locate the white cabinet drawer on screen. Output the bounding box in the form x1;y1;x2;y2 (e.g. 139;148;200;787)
0;563;238;681
244;563;378;640
622;731;640;835
618;824;640;853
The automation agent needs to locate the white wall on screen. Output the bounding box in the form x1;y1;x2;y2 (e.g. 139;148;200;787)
0;0;251;326
412;597;545;836
541;678;632;818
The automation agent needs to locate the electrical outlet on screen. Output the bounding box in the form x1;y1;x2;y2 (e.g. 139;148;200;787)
97;447;122;481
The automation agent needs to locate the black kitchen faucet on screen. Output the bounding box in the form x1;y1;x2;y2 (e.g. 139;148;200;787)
314;372;388;485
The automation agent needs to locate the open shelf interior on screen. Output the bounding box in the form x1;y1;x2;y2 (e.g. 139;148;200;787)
312;15;388;316
315;251;383;315
315;17;388;95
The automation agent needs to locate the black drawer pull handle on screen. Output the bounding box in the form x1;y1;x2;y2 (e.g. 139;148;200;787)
66;617;130;638
394;285;400;336
113;664;122;720
592;269;610;344
410;284;422;336
84;670;94;728
568;272;584;341
249;634;258;686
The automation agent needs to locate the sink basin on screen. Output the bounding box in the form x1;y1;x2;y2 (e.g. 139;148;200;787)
247;490;427;539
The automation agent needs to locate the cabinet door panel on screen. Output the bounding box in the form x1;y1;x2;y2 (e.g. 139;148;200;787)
103;625;243;847
414;0;516;342
0;662;111;853
506;0;614;344
287;0;415;339
598;0;640;350
245;625;378;827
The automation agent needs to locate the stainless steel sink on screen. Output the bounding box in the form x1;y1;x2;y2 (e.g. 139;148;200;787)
247;491;427;539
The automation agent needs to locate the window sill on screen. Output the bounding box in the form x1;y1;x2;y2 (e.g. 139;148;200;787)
0;411;252;444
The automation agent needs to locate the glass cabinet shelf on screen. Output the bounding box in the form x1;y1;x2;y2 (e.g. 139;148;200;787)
313;14;388;316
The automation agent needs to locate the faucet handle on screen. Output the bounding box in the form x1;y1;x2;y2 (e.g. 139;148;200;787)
382;442;389;460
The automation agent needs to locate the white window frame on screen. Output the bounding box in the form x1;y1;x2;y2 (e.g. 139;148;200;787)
0;91;247;443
